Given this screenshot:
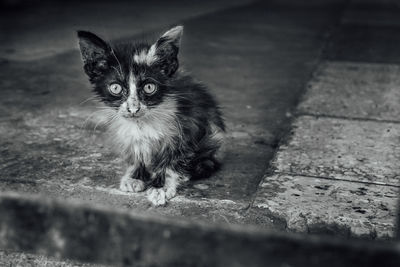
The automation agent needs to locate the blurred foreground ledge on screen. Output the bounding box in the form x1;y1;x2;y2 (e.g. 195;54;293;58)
0;192;400;267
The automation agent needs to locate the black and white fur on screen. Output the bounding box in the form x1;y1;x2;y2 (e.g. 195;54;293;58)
77;26;225;205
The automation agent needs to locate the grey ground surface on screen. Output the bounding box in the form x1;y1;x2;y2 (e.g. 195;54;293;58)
0;0;342;224
1;0;400;265
253;0;400;240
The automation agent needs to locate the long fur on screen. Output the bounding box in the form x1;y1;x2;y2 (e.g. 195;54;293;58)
77;26;225;205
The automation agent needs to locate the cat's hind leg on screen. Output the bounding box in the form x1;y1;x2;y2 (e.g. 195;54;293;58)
146;168;188;206
119;164;148;192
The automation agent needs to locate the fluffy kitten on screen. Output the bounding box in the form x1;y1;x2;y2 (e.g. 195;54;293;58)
77;26;225;205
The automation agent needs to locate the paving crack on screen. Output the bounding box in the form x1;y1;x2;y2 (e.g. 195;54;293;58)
297;112;400;124
274;171;400;188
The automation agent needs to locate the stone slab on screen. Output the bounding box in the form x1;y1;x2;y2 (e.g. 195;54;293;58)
324;24;400;63
274;116;400;186
0;179;258;229
253;174;398;239
2;193;400;267
0;107;274;204
298;62;400;121
0;109;264;227
0;250;108;267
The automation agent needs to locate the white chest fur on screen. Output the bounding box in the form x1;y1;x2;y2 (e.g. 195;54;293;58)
108;114;177;165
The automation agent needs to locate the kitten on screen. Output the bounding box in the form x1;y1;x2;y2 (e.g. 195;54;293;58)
77;26;225;206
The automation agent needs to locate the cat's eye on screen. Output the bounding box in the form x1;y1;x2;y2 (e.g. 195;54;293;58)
143;83;157;94
108;83;122;96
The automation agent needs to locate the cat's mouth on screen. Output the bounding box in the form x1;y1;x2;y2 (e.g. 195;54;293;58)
122;112;145;119
118;102;149;119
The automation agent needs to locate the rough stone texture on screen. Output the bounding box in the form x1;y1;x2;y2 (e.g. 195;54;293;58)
0;250;109;267
2;0;400;265
0;177;259;228
2;193;400;267
254;174;398;239
0;0;343;211
249;0;400;243
274;116;400;186
298;62;400;121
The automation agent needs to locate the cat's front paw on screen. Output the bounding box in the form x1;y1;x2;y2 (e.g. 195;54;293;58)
147;188;167;206
120;178;145;193
146;187;177;206
164;183;177;200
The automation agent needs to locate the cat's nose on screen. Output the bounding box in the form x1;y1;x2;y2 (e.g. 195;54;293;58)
127;105;140;114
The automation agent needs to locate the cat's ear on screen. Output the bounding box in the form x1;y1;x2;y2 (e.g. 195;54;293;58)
77;31;111;78
150;25;183;76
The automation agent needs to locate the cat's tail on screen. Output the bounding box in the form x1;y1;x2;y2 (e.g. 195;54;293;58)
190;156;221;180
190;124;225;180
191;158;221;180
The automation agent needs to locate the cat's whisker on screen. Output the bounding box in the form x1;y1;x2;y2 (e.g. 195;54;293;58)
111;66;123;78
102;110;120;124
93;120;104;133
164;95;194;101
81;111;100;130
81;108;116;131
103;113;120;127
94;106;115;110
146;77;169;86
91;113;119;134
111;48;123;76
166;93;203;97
79;95;103;105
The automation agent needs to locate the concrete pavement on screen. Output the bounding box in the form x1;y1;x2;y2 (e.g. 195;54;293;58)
254;0;400;239
1;0;400;265
0;0;344;226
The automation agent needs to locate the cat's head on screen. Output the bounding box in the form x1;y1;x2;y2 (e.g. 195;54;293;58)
77;26;183;119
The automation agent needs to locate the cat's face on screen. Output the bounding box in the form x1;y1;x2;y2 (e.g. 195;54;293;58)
77;26;183;119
